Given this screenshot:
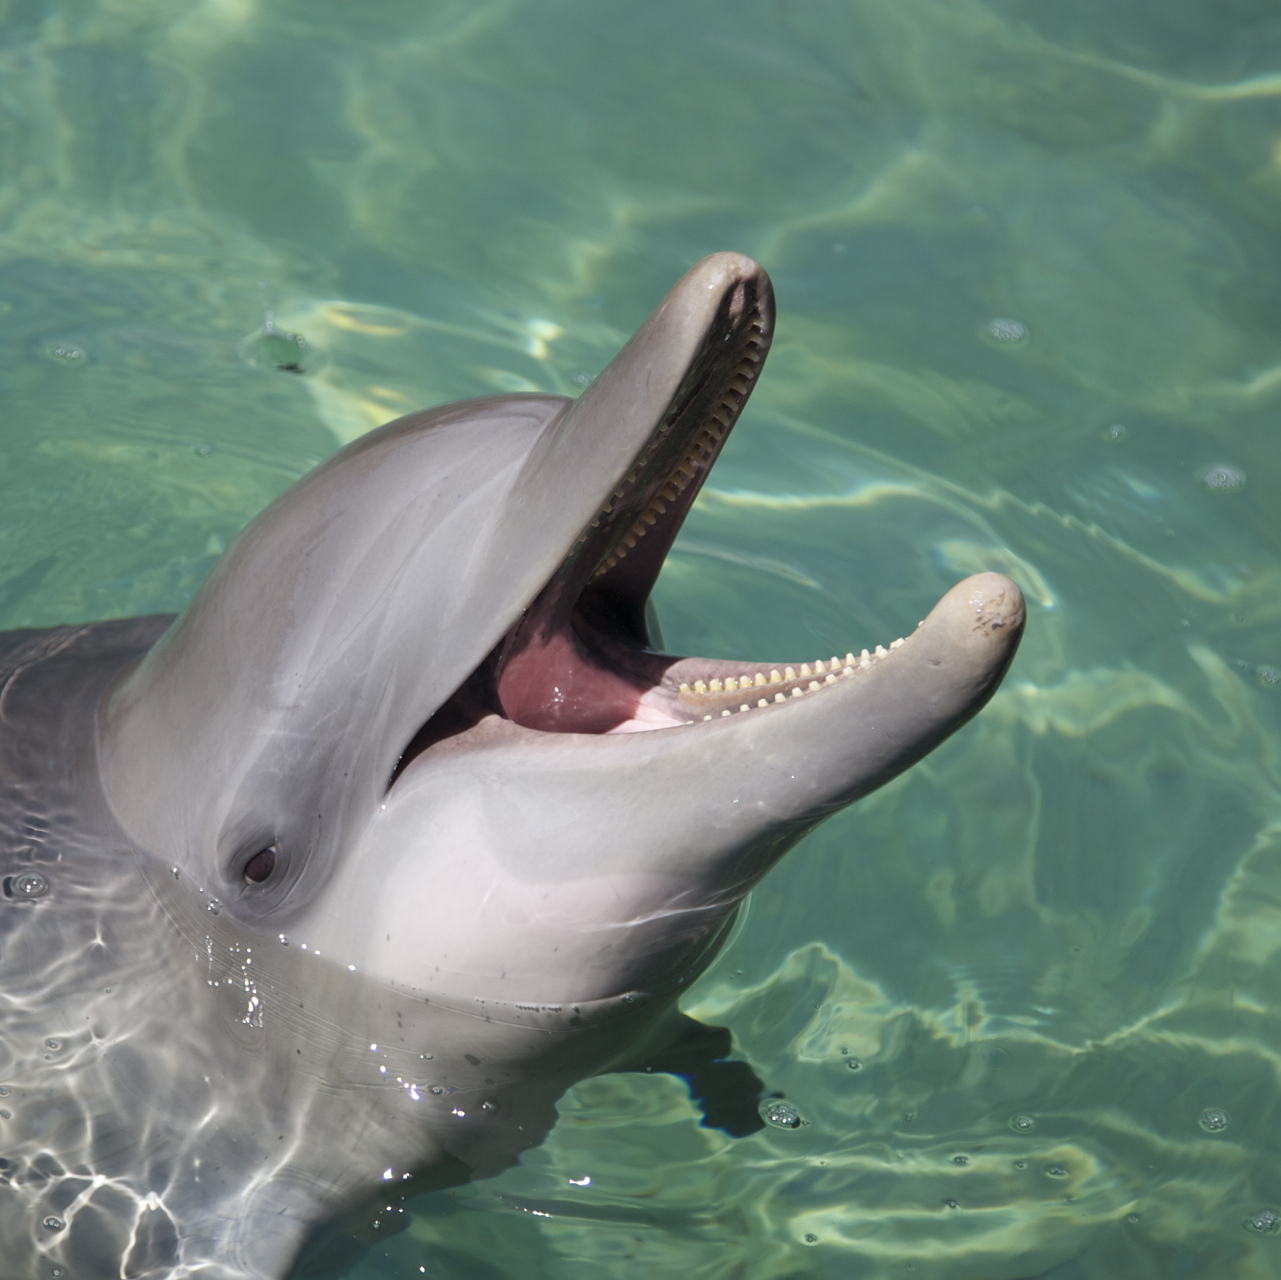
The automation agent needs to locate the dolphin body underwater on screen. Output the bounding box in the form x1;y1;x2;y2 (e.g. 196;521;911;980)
0;254;1023;1278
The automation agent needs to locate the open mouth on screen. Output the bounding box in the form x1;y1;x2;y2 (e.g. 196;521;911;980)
393;259;915;773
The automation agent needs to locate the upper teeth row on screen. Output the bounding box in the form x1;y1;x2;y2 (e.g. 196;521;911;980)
677;640;906;702
592;317;765;580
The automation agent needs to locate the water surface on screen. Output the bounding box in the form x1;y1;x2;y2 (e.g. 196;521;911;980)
3;0;1281;1275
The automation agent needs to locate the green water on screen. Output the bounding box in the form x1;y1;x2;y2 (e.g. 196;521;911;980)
3;0;1281;1275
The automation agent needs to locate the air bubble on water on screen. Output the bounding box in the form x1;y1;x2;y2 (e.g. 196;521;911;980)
1045;1165;1069;1178
944;1199;959;1210
803;1233;818;1243
0;1087;9;1096
13;873;49;899
0;1110;11;1120
1014;1161;1027;1169
45;1040;59;1051
983;317;1028;347
902;1111;916;1123
952;1155;969;1166
1246;1208;1280;1235
42;1216;64;1231
1103;424;1127;442
429;1085;444;1095
279;934;288;945
481;1101;498;1112
1256;667;1281;689
48;342;86;365
1010;1114;1036;1132
760;1100;804;1129
239;313;315;375
846;1058;863;1071
1127;1213;1140;1223
1200;464;1245;492
207;899;221;915
1200;1107;1230;1133
50;1270;63;1278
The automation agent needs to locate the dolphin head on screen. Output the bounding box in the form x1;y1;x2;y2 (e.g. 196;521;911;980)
99;253;1023;1008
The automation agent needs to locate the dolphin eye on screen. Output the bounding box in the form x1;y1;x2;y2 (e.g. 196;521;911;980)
243;845;277;884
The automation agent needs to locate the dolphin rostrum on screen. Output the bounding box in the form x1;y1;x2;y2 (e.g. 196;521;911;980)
0;253;1023;1278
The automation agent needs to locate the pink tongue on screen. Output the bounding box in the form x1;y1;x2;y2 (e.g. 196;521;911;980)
497;627;650;734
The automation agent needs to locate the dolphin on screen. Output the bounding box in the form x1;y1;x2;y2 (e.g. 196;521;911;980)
0;253;1023;1278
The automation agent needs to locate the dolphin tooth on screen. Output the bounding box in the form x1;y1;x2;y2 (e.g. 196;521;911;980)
723;677;737;692
825;673;837;685
774;692;786;703
693;679;707;694
757;698;768;708
791;688;803;698
753;672;767;688
784;667;796;681
709;678;723;693
740;704;750;712
891;637;904;649
875;644;887;658
808;681;820;691
720;710;730;717
678;682;691;695
814;660;826;674
800;664;812;677
769;670;782;684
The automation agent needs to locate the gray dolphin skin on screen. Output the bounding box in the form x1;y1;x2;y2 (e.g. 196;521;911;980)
0;253;1024;1278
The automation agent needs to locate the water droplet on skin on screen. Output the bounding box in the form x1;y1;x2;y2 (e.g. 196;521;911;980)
983;317;1028;347
1200;1107;1230;1133
44;1040;58;1051
42;1216;64;1231
206;899;221;915
1200;464;1245;492
429;1086;444;1095
1010;1114;1036;1132
50;1270;63;1278
1247;1209;1280;1235
760;1100;804;1129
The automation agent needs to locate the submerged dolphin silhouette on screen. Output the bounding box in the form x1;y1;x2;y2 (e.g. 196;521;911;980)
0;254;1023;1278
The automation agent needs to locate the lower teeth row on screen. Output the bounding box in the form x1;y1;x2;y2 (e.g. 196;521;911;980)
677;639;908;719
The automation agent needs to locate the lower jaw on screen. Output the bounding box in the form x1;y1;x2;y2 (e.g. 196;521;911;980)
497;618;912;736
